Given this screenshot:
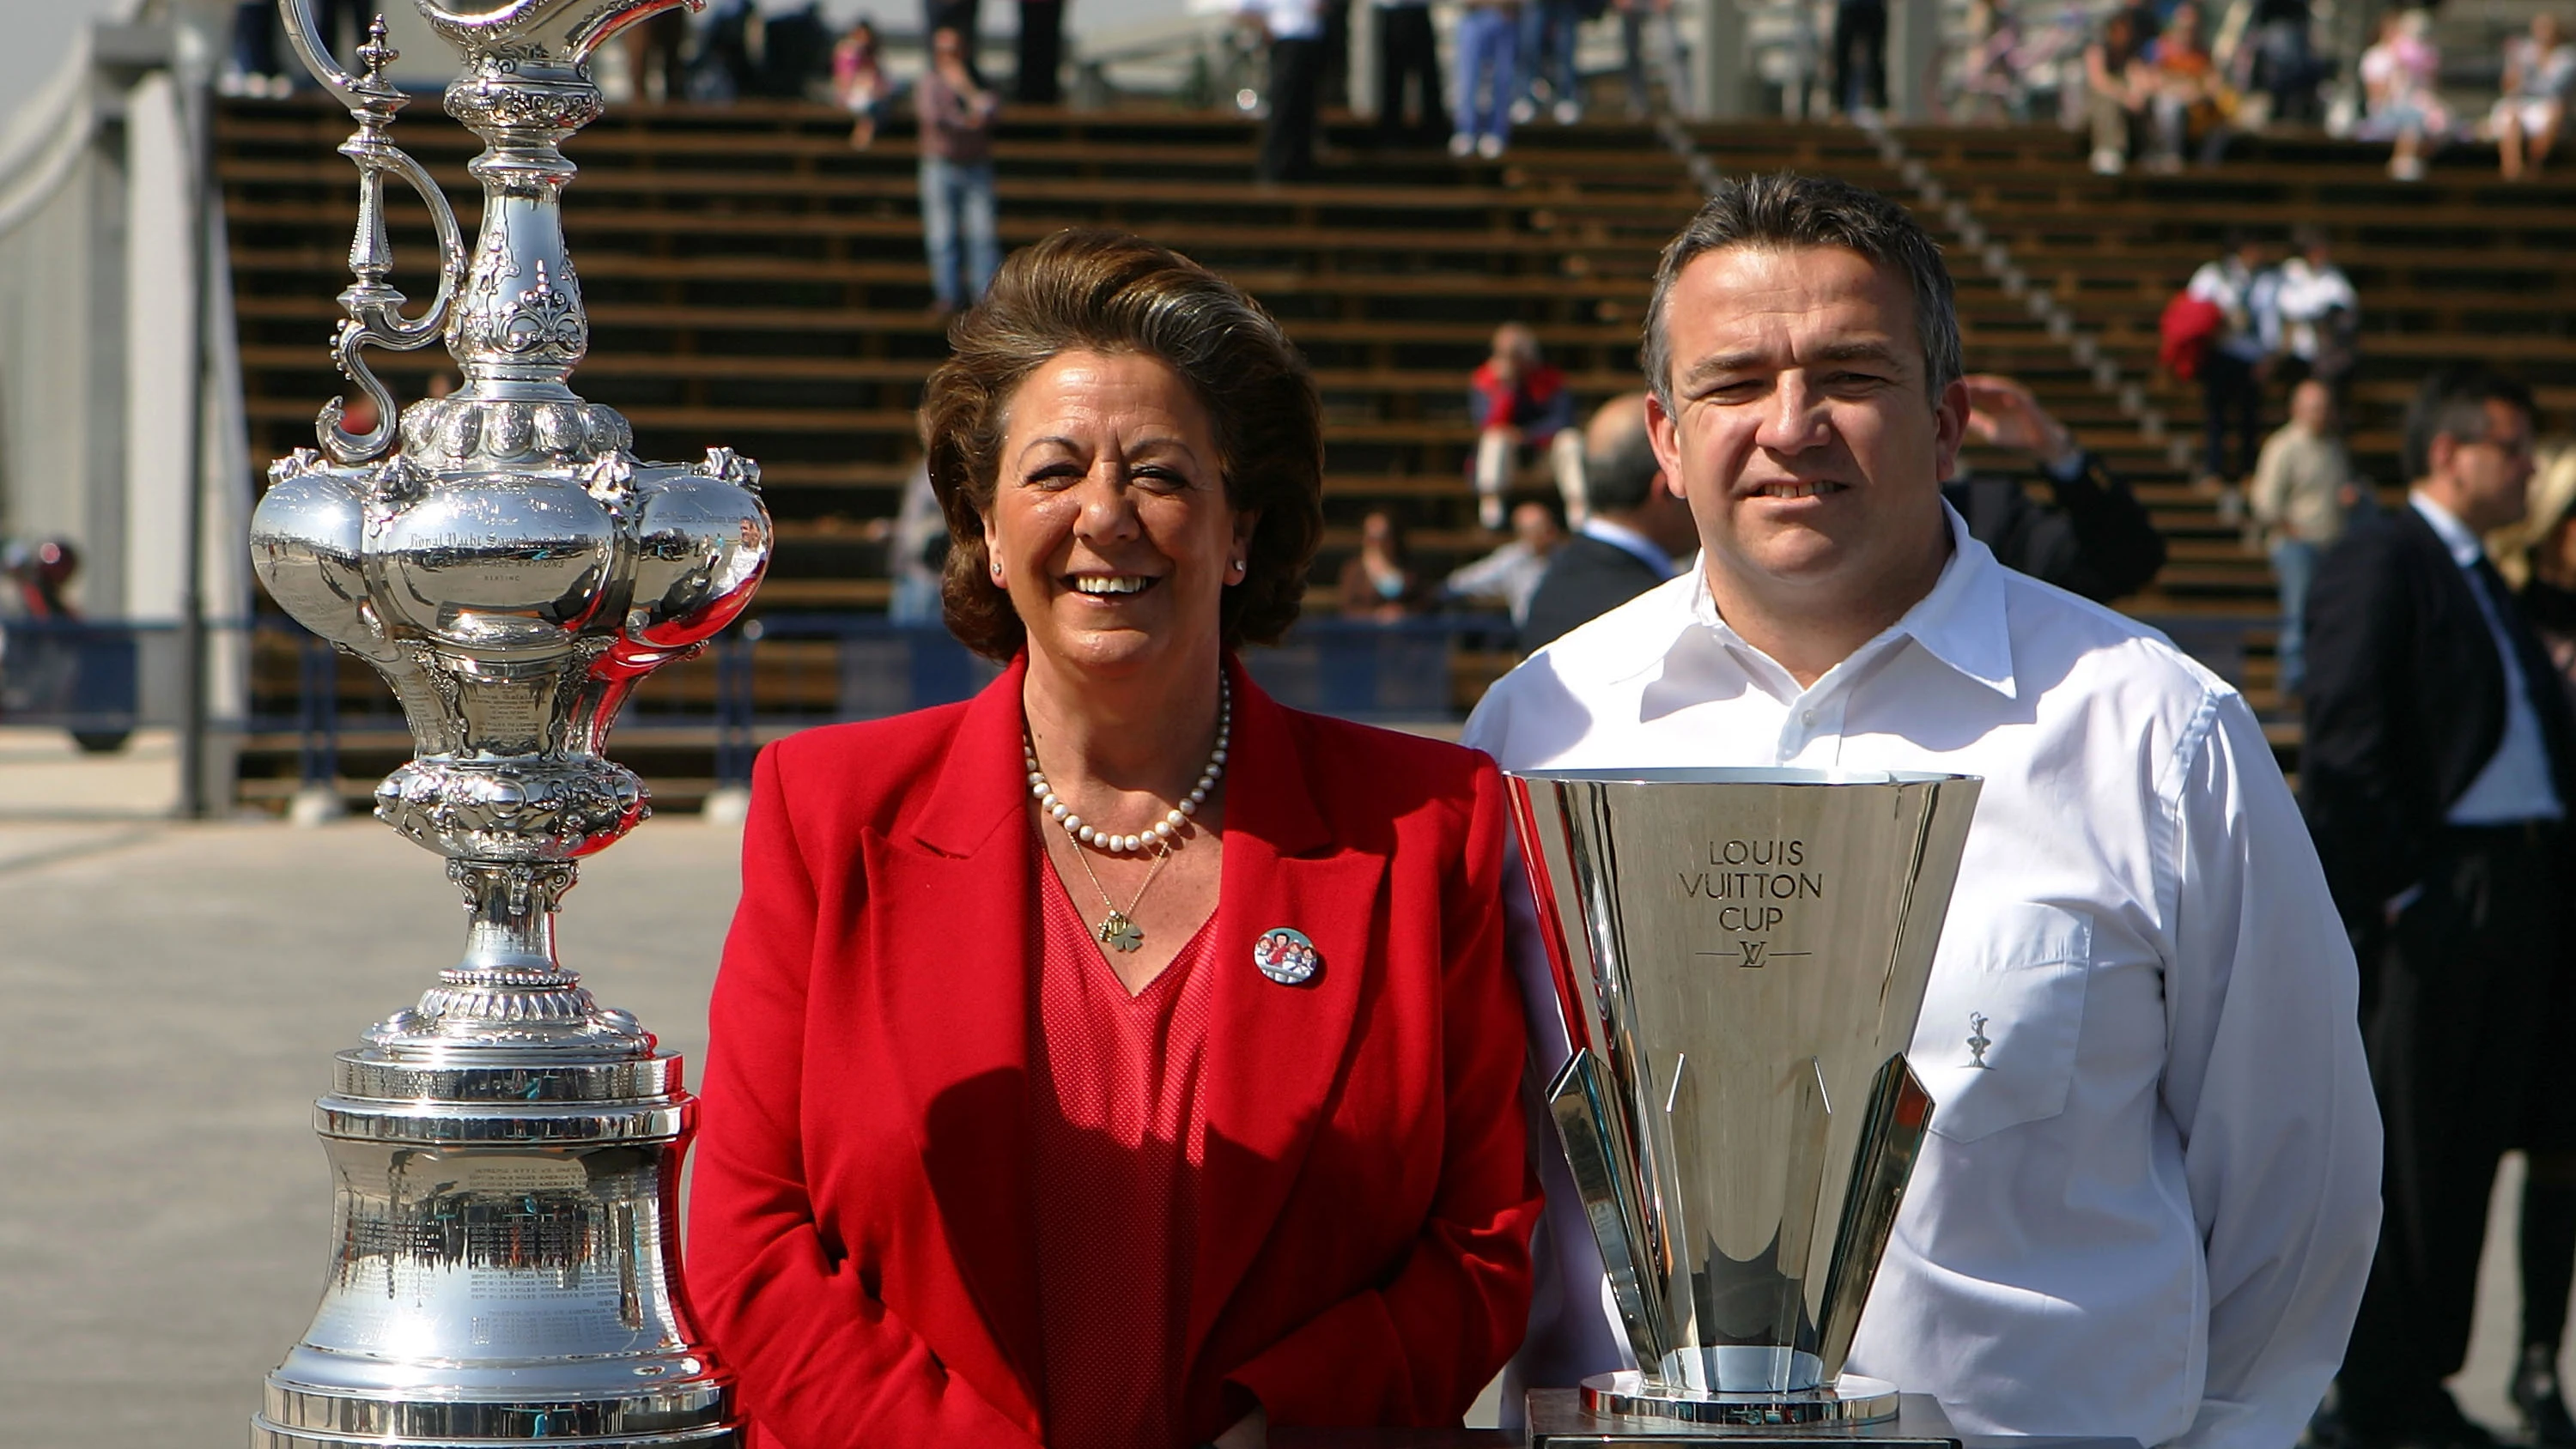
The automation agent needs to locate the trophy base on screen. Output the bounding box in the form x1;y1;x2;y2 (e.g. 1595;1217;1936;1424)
1528;1385;1959;1446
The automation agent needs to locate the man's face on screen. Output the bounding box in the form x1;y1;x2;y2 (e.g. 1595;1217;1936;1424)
1646;244;1965;620
2440;399;2538;534
2291;380;2332;433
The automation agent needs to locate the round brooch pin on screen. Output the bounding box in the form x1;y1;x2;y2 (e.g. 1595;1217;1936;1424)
1253;927;1321;985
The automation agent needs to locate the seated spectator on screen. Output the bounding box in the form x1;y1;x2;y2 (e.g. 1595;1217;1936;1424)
1468;323;1583;532
1518;395;1699;652
833;17;888;148
2144;1;2233;169
2357;8;2447;180
1443;500;1564;626
1944;373;2167;602
2251;379;2361;697
2084;7;2152;173
2274;225;2359;413
2492;12;2575;180
1953;0;2025;124
1339;508;1428;620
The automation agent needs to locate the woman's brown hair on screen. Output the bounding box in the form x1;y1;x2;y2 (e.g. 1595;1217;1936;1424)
920;228;1326;662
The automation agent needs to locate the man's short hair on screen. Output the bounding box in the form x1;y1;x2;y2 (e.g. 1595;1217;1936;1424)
1641;173;1962;417
1585;410;1662;513
2404;364;2537;481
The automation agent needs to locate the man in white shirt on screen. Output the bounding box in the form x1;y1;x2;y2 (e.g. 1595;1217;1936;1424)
1467;173;2380;1449
2301;366;2576;1449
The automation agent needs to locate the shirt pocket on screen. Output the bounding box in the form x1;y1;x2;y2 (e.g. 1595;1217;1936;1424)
1914;901;2094;1145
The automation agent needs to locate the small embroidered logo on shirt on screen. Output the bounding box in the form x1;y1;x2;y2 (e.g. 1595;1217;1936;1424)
1967;1012;1993;1069
1253;927;1320;985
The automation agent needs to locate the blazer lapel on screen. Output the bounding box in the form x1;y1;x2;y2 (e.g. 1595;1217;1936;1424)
1188;659;1386;1351
870;655;1044;1423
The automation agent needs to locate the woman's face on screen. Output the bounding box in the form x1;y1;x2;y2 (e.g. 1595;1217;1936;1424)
982;349;1253;684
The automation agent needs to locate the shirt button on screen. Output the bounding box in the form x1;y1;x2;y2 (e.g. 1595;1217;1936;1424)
1802;709;1817;725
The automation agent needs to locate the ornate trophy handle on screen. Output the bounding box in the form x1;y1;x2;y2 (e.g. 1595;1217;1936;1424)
278;3;466;464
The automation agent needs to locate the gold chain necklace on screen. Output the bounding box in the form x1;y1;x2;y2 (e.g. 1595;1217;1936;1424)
1064;833;1171;953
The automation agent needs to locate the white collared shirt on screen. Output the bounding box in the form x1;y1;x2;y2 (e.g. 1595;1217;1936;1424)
2409;492;2565;824
1464;510;2380;1449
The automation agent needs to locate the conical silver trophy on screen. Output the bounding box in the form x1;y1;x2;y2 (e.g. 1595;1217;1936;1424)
245;1;767;1444
1504;768;1980;1442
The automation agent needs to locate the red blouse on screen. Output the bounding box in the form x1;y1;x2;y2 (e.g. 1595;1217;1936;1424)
1031;858;1220;1449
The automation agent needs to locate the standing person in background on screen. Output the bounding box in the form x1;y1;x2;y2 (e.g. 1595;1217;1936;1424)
1339;509;1428;620
2488;443;2576;1449
2306;366;2574;1449
1016;0;1065;103
2247;0;2324;123
1516;395;1699;652
917;26;1001;315
1443;500;1564;628
1832;0;1889;116
1614;0;1691;117
2187;231;2279;493
1468;323;1582;532
1512;0;1588;124
2084;7;2150;172
1375;0;1449;142
1452;0;1522;155
2493;11;2575;180
622;7;692;104
1241;0;1327;179
1942;373;2167;603
2273;226;2359;414
2250;379;2360;698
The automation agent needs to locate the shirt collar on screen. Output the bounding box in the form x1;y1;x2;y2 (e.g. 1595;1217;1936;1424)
2410;490;2487;568
1578;516;1680;579
1675;504;2019;700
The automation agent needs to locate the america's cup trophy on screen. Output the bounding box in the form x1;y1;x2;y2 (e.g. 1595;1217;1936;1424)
1504;768;1980;1445
245;1;767;1444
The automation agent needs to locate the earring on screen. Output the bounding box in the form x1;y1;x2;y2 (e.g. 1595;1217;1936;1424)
1230;559;1247;577
990;564;1005;584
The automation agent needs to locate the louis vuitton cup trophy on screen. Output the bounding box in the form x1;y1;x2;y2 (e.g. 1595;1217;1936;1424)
244;0;769;1444
1504;769;1981;1445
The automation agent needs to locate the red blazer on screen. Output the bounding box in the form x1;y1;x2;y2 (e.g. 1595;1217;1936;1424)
687;654;1539;1448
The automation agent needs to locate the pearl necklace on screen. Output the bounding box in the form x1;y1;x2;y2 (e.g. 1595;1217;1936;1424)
1023;676;1230;855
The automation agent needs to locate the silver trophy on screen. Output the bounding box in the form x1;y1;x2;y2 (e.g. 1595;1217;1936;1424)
1504;768;1980;1443
245;1;767;1445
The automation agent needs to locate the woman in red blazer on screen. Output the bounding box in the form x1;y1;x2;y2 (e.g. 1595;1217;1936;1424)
687;231;1539;1449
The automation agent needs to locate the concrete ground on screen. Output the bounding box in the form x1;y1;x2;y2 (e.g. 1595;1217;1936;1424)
0;725;2543;1446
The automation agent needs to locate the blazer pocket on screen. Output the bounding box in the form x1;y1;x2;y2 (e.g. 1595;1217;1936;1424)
1916;902;2093;1145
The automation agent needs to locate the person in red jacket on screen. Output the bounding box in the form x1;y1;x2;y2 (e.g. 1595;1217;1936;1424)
687;228;1540;1449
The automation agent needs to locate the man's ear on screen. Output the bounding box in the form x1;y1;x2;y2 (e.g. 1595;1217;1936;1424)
2425;431;2459;483
1646;392;1686;500
1931;377;1971;484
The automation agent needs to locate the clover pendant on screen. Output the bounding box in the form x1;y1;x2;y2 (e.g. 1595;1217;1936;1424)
1097;912;1145;953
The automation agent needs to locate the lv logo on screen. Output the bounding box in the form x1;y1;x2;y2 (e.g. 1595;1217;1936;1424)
1738;940;1768;968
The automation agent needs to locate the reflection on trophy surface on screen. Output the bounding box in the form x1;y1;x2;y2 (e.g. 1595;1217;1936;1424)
1504;768;1980;1443
243;0;764;1445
